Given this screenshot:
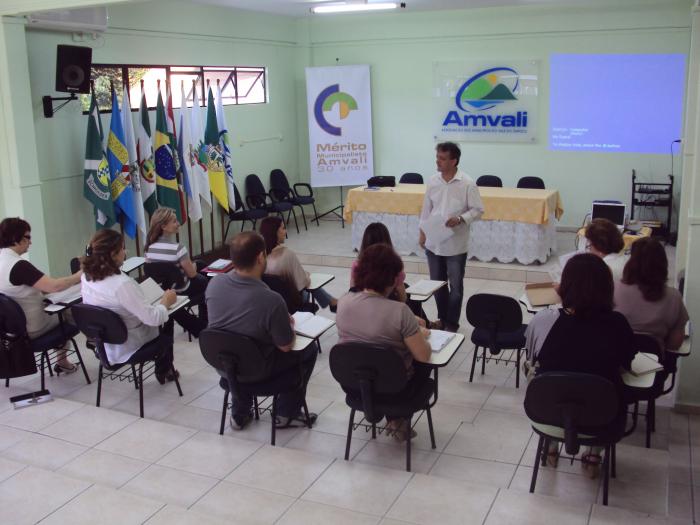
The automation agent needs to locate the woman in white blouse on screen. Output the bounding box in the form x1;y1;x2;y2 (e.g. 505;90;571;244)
80;229;179;384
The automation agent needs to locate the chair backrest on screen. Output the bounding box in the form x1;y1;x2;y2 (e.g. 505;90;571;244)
524;371;619;454
233;183;244;211
262;273;302;314
245;174;267;196
143;261;185;291
517;176;545;189
71;303;128;368
199;328;272;384
0;293;28;338
329;342;409;423
476;175;503;187
399;172;423;184
270;169;291;191
70;257;80;274
466;293;523;353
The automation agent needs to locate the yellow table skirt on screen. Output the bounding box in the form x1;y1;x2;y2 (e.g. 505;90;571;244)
344;184;564;225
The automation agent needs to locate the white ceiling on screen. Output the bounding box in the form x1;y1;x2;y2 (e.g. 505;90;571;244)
191;0;597;18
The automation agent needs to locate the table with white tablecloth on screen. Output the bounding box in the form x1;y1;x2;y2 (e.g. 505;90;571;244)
343;184;564;264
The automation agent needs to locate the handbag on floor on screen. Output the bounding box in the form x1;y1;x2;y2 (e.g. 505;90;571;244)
0;336;37;379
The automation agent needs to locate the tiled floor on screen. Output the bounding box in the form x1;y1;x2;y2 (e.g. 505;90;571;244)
0;222;691;524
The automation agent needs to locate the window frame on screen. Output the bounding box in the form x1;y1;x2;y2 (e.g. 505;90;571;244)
82;63;268;114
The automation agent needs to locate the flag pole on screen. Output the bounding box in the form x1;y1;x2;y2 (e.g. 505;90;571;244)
182;79;194;257
207;78;215;252
216;79;226;245
194;78;205;254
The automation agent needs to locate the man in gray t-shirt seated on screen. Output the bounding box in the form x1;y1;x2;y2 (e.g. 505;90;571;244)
205;231;318;430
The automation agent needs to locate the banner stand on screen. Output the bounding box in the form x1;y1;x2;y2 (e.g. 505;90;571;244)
315;186;345;228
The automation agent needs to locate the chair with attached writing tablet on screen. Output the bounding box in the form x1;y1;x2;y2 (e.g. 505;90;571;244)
71;303;182;418
329;342;436;472
0;293;90;389
624;333;668;449
524;372;624;506
466;293;527;388
199;328;313;446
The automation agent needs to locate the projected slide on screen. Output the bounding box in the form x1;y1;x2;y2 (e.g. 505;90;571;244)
549;54;685;154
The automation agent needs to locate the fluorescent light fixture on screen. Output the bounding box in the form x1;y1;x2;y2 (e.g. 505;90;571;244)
311;2;399;14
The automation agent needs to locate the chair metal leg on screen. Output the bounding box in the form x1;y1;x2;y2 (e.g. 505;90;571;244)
174;366;183;397
345;408;356;460
253;396;260;420
240;220;245;232
469;346;478;383
371;423;376;439
297;205;308;230
650;399;656;432
46;351;54;377
611;444;617;478
96;365;103;407
138;363;145;418
220;390;229;435
290;208;300;234
516;348;521;389
70;338;91;385
406;416;412;472
40;352;46;390
312;203;320;226
4;377;8;388
602;445;611;505
224;219;232;240
530;435;544;493
302;401;312;429
132;365;139;390
481;347;487;375
541;437;549;467
426;406;437;449
270;396;277;446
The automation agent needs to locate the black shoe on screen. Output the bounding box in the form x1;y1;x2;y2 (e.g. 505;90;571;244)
156;368;180;385
230;412;253;431
329;303;337;314
275;411;318;429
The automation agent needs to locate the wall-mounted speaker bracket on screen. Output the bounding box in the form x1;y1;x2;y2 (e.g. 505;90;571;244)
42;93;78;118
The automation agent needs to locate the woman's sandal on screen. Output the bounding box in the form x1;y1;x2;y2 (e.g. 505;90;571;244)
546;443;560;468
581;453;602;479
387;419;417;442
428;320;444;330
156;369;180;385
53;362;78;375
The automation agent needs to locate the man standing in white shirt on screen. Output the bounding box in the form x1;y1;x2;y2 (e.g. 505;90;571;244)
419;142;484;332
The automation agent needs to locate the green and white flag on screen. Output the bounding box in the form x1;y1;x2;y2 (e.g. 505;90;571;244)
83;91;115;229
137;89;158;215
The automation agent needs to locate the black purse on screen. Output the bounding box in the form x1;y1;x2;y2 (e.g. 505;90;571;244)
0;335;37;379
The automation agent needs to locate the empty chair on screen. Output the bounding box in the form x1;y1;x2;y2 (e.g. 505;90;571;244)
466;293;527;388
0;293;91;389
72;303;181;417
517;176;545;189
270;169;320;230
524;372;625;505
399;172;423;184
329;342;437;472
224;183;268;239
246;173;298;234
476;175;503;187
199;328;313;445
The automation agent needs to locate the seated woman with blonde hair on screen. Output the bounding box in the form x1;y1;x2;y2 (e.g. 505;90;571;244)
81;229;180;384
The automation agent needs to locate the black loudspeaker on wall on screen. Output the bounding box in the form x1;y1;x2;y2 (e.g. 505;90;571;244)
55;44;92;93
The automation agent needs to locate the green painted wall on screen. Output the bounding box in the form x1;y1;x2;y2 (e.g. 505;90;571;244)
300;0;693;229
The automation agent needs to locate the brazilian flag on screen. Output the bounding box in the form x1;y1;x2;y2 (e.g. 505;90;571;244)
154;90;182;222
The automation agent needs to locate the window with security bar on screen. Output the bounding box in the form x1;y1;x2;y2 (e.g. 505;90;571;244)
81;64;267;113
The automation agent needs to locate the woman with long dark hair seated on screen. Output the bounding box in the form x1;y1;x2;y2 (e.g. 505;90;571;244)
525;253;636;478
615;237;688;350
144;207;207;336
336;243;432;441
584;218;626;281
81;229;180;384
259;216;338;312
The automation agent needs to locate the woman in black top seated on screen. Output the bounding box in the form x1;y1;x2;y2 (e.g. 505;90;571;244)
524;253;636;478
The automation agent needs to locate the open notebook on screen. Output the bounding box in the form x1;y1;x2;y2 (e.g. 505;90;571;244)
45;283;82;305
428;329;456;352
292;312;335;339
628;352;664;377
408;279;447;297
139;278;190;313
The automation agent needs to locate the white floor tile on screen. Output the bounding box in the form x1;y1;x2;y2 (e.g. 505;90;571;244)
57;448;149;488
277;499;380;525
144;504;228;525
0;398;84;432
284;429;367;460
2;432;87;470
429;454;517;488
353;440;440;474
484;488;590;525
0;455;25;482
40;404;138;447
121;463;219;508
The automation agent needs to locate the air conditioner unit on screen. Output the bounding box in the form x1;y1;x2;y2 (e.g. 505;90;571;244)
26;7;108;34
